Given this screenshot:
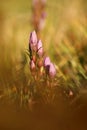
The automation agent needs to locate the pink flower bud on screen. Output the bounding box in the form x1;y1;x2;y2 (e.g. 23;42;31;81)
49;63;56;78
38;18;46;30
37;40;42;49
69;90;73;97
29;31;38;51
30;60;36;70
41;12;47;19
44;57;51;67
41;0;47;5
32;0;39;7
37;40;43;57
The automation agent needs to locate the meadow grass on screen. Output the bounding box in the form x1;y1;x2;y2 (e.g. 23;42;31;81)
0;0;87;109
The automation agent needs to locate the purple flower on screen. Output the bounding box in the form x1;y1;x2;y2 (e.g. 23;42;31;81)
37;40;43;57
41;12;47;19
41;0;47;5
30;60;36;70
49;63;56;77
44;57;51;67
38;12;47;30
38;18;46;30
29;31;38;51
32;0;39;7
37;40;42;49
44;57;56;77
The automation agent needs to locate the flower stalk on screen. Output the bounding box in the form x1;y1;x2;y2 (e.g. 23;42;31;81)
32;0;47;37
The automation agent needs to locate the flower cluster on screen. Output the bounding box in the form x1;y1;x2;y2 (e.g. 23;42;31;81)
32;0;47;35
29;30;56;78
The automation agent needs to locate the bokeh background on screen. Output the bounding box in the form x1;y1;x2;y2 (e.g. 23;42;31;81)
1;0;87;49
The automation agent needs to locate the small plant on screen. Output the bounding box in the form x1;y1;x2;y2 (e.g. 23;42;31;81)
28;30;59;106
31;0;47;36
0;30;61;109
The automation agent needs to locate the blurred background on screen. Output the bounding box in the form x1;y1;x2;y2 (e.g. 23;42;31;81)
1;0;87;48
